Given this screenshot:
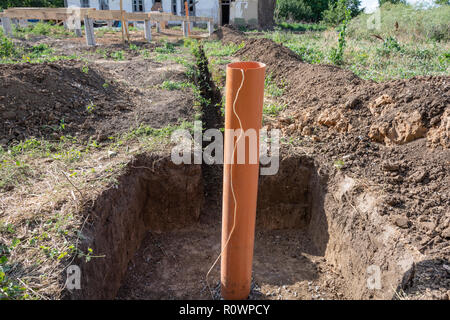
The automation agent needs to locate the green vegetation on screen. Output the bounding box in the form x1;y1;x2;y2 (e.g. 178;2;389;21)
329;4;351;64
160;80;192;91
323;0;354;26
0;32;78;64
263;102;287;116
1;244;27;299
262;3;450;82
0;0;64;9
348;3;450;42
275;0;361;23
265;73;285;98
14;22;73;39
378;0;406;5
111;50;125;61
155;40;176;54
277;21;327;32
202;40;245;58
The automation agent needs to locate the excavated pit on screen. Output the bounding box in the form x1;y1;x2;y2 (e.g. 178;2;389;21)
65;151;435;300
64;43;441;300
65;153;334;300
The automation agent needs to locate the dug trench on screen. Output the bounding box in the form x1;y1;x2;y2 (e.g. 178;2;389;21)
64;44;447;300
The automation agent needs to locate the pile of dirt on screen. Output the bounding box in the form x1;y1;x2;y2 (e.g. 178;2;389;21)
215;26;450;298
0;60;194;145
210;24;246;44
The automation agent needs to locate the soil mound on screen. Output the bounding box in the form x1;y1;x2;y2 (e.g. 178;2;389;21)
210;25;245;44
231;35;450;286
0;61;128;144
234;35;449;150
0;60;194;145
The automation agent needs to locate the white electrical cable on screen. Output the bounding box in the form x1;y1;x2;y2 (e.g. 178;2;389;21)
206;69;245;298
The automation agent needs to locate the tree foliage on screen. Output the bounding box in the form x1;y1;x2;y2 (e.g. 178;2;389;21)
378;0;407;5
275;0;361;23
323;0;362;26
0;0;64;10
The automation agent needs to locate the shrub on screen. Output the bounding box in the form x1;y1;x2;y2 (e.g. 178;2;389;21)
0;35;16;58
329;6;351;65
378;0;406;5
323;0;348;26
323;0;362;26
275;0;314;22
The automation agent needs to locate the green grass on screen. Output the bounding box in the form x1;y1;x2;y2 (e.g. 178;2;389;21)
14;22;73;39
160;80;192;91
111;50;125;61
276;22;327;32
348;3;450;42
155;40;176;54
0;35;79;64
263;102;287;116
265;73;286;97
202;40;245;58
260;4;450;82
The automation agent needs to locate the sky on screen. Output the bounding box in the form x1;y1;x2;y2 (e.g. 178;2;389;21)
360;0;435;13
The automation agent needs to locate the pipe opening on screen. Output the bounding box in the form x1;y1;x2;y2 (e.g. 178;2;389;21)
227;61;266;71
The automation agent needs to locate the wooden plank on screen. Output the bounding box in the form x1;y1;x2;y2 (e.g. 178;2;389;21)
3;7;94;20
124;12;150;21
88;10;121;20
4;12;69;20
5;8;93;14
2;7;213;28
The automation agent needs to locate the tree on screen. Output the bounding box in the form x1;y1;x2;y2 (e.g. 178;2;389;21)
322;0;362;26
274;0;314;22
275;0;361;23
0;0;64;9
346;0;362;16
434;0;450;5
378;0;407;5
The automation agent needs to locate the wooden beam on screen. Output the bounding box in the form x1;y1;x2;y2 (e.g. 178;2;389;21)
3;7;214;23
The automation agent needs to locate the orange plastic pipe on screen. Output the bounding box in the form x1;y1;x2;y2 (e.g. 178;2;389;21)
221;61;266;300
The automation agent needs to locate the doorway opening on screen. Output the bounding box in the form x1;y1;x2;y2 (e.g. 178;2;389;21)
221;0;230;25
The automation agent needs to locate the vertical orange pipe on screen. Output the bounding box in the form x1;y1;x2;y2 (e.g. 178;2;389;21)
221;62;266;300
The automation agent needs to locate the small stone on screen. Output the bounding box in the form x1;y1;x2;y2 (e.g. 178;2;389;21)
441;227;450;239
394;216;410;229
382;162;400;172
302;126;312;136
2;111;16;120
108;151;118;158
344;95;361;109
420;221;436;232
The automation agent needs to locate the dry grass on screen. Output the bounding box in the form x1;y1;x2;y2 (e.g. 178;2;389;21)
0;134;174;299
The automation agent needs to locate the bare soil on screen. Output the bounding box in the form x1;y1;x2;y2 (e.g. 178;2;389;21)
1;27;448;301
215;27;449;299
0;51;194;146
